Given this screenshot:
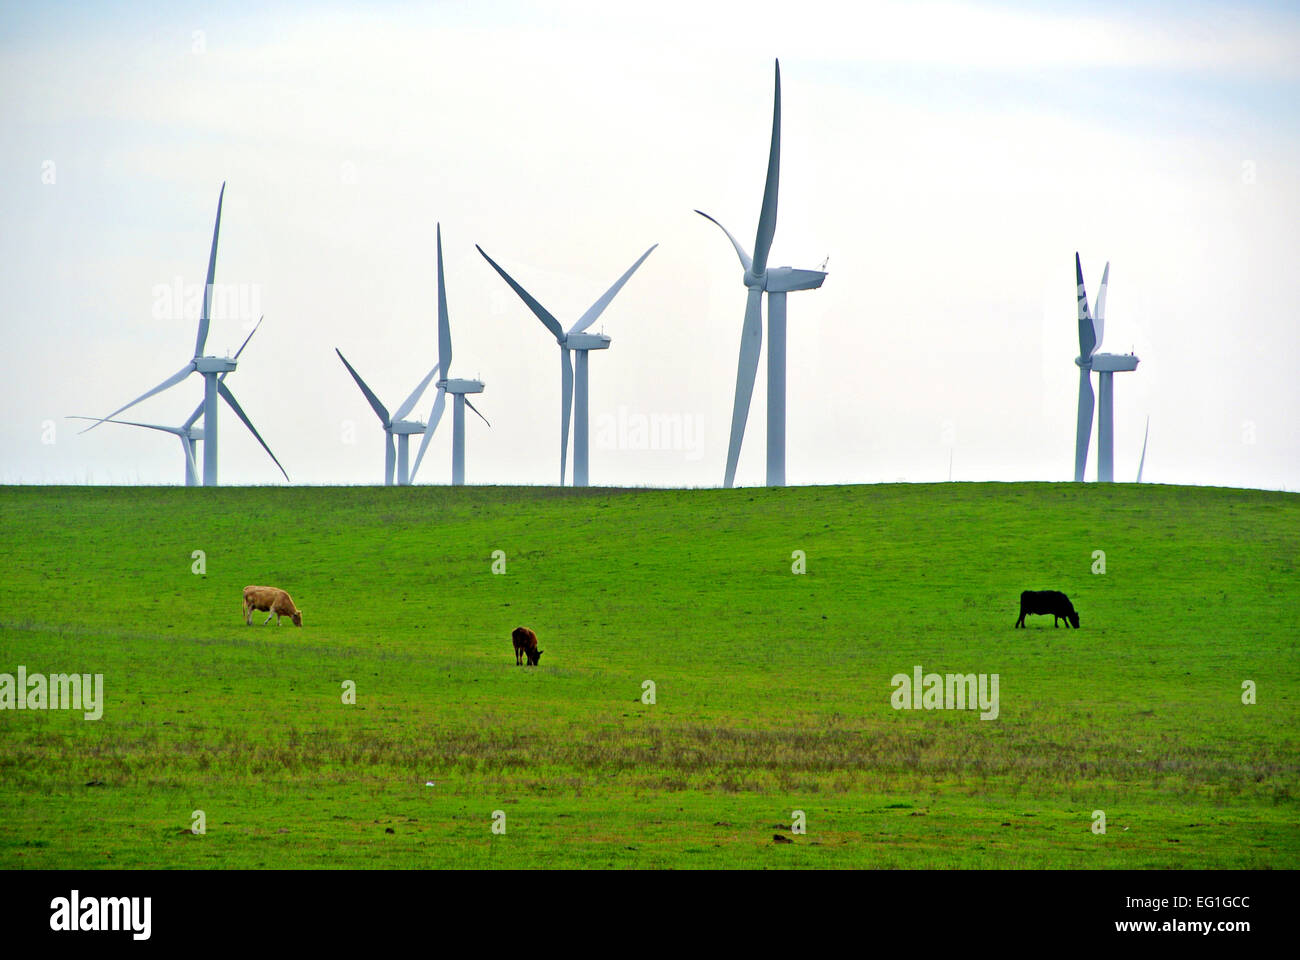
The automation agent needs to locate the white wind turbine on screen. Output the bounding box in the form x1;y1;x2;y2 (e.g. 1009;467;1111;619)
476;243;656;486
335;349;440;486
70;319;285;485
79;184;287;486
410;224;489;485
697;58;826;488
1073;253;1140;482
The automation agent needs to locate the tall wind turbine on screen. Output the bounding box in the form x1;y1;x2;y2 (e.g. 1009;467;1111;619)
70;318;285;485
80;184;288;486
1136;416;1150;483
335;349;440;486
1073;253;1139;482
410;224;489;485
696;58;826;488
476;243;656;486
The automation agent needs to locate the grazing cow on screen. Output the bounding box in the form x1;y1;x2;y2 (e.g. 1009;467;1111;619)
511;626;543;666
243;585;303;627
1015;590;1079;629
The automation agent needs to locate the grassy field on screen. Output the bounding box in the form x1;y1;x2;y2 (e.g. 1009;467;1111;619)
0;482;1296;869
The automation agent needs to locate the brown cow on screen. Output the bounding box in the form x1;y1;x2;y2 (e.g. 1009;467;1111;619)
511;626;543;666
243;585;303;627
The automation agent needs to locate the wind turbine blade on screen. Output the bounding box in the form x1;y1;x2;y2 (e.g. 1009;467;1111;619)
724;287;764;488
694;211;753;272
67;416;185;436
437;223;452;377
80;362;196;432
230;316;262;362
181;434;199;483
218;381;290;482
1137;416;1149;483
393;362;441;423
476;246;566;342
217;315;264;386
569;244;658;335
560;348;574;485
1092;262;1109;354
196;182;225;358
464;397;490;427
1073;367;1095;482
385;432;396;485
335;348;390;425
1075;252;1096;360
751;60;781;277
183;399;205;431
409;388;447;483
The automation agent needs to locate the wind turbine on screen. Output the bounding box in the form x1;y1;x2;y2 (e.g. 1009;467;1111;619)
335;350;440;486
1073;253;1139;482
79;184;288;486
1136;416;1150;483
410;224;489;486
476;243;656;486
696;58;827;488
70;318;285;485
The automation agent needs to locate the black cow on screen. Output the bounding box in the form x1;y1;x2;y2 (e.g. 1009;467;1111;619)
1015;590;1080;628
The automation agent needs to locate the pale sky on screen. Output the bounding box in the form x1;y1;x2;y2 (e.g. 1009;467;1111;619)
2;0;1297;489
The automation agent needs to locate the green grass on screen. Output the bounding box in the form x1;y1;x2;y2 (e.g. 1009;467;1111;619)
0;482;1296;869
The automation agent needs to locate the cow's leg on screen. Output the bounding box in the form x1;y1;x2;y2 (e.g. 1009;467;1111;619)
264;610;274;625
1053;616;1059;627
244;602;252;626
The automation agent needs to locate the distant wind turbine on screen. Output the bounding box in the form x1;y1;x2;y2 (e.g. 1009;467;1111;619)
78;185;287;486
410;224;489;485
1073;253;1139;482
696;59;827;488
335;349;439;486
476;242;656;486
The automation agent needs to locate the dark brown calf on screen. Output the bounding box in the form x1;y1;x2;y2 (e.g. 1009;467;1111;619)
511;626;543;666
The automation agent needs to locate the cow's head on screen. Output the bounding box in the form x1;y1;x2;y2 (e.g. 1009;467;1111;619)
293;610;303;627
1068;611;1080;629
527;648;543;666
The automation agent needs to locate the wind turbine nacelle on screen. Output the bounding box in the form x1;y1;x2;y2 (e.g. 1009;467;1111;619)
442;378;485;395
195;357;238;373
1090;353;1140;372
390;419;427;435
565;333;611;351
765;266;827;293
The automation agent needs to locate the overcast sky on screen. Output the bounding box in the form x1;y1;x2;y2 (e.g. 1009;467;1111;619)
2;0;1296;489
